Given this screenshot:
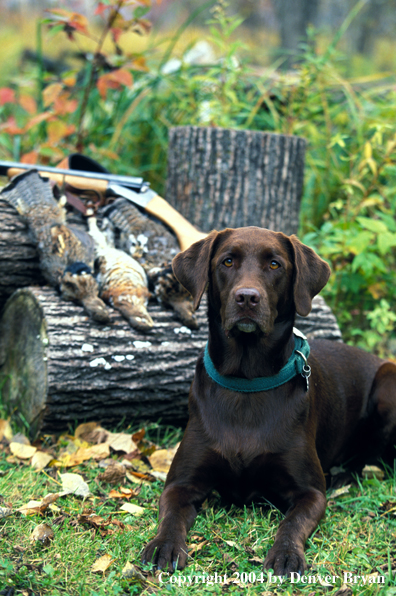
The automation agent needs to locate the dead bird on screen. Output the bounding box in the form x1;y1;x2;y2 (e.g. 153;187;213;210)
88;217;153;332
100;199;198;329
1;171;109;323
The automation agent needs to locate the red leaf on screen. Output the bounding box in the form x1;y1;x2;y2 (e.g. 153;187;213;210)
95;2;111;16
97;69;133;99
0;87;15;106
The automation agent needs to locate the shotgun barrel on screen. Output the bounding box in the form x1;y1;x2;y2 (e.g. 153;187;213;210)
0;160;146;191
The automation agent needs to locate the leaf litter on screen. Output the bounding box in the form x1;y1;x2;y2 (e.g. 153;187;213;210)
0;418;179;580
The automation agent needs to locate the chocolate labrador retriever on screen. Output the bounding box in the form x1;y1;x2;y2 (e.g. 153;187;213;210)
142;227;396;576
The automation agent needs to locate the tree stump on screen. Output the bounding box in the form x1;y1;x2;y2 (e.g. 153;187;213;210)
0;287;341;437
166;126;306;235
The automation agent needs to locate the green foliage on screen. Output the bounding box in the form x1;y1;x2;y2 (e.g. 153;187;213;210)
1;1;396;352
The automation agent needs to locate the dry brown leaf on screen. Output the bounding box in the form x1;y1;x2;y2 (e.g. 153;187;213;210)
108;488;135;499
148;445;179;474
0;419;13;442
18;493;60;516
30;523;54;546
132;428;145;443
120;502;145;516
10;442;37;460
97;462;126;485
125;471;150;486
91;553;113;573
74;422;99;439
189;540;209;555
31;451;54;471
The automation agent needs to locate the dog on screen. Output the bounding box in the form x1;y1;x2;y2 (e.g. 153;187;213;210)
142;226;396;576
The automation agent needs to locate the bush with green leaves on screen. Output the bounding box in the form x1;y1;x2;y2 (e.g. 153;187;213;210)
1;1;396;353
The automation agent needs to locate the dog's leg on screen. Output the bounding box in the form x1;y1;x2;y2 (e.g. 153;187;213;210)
142;482;208;570
142;436;215;570
264;487;326;576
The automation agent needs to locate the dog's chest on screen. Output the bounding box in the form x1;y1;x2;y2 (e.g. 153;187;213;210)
200;390;307;469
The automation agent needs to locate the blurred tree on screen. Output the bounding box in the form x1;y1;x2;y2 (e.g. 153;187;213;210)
271;0;320;68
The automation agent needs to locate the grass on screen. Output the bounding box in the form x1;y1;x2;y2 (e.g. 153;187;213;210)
1;424;396;596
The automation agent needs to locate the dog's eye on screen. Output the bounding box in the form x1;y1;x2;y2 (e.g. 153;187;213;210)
269;261;280;270
223;258;233;267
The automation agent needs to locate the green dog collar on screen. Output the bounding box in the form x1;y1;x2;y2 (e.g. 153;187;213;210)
203;328;311;393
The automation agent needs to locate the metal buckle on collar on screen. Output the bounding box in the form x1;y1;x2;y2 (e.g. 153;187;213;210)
295;349;311;392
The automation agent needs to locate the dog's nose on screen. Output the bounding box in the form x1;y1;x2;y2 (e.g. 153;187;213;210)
235;288;260;307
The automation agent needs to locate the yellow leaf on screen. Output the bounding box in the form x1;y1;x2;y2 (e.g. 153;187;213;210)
107;433;137;454
120;502;145;516
31;451;54;471
91;554;114;573
0;419;13;441
148;444;179;474
10;442;37;460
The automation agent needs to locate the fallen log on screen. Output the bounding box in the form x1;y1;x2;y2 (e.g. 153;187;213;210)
0;198;45;311
0;285;341;437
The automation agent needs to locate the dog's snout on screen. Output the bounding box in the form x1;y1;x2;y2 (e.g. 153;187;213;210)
235;288;260;307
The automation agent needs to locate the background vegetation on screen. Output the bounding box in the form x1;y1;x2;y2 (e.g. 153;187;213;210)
1;0;396;353
1;2;396;594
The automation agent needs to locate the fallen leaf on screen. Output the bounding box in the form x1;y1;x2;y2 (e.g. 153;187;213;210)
108;433;137;454
10;442;37;460
125;471;150;486
60;473;91;498
148;445;179;474
327;484;351;499
74;422;99;440
91;553;114;573
31;451;53;471
362;465;385;480
149;470;167;482
0;506;12;518
189;540;209;555
0;419;13;441
108;488;135;499
30;523;54;546
18;493;60;516
12;432;31;445
97;462;126;485
120;503;145;516
122;561;145;580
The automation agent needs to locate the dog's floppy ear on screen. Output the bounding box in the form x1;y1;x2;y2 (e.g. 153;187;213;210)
288;235;331;317
172;231;219;310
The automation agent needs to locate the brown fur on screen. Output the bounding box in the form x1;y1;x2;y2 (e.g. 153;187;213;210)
142;227;396;576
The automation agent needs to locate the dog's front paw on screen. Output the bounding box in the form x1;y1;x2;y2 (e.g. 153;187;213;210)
142;536;188;571
264;542;307;577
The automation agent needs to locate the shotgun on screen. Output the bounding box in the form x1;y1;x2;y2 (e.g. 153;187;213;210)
0;158;206;251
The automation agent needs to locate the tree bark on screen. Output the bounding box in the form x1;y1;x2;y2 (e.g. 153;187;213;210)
0;286;209;437
0;198;45;312
0;286;341;437
166;126;306;236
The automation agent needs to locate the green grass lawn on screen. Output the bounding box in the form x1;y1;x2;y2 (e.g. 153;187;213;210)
1;422;396;596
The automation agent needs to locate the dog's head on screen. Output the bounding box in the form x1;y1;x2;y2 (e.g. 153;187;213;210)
172;227;330;337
